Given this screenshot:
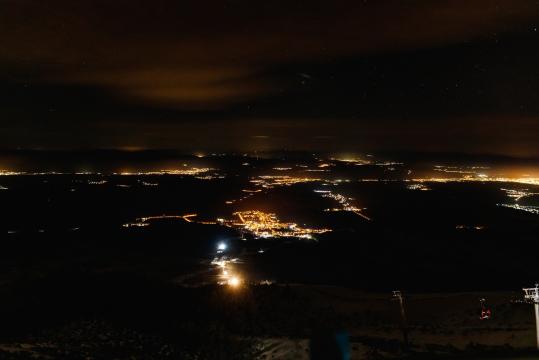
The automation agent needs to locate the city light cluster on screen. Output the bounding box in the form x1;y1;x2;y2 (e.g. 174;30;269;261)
413;176;539;185
315;190;371;221
433;165;484;175
407;183;431;191
114;168;214;176
250;175;321;188
331;157;371;165
0;170;24;176
87;180;108;185
141;181;158;186
232;210;331;239
497;187;539;216
0;169;218;178
501;188;539;201
0;170;77;176
123;214;198;227
455;225;486;230
497;203;539;215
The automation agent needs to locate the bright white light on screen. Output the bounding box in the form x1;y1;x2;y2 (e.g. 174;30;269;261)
228;276;241;287
217;242;227;251
211;258;227;267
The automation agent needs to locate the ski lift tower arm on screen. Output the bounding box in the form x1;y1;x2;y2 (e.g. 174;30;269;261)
523;284;539;350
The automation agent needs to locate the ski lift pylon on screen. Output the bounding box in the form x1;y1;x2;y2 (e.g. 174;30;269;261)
479;298;491;320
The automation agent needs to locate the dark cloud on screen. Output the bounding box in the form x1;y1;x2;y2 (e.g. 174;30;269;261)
0;0;538;155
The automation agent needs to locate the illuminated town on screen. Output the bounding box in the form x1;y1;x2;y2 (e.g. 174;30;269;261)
497;187;539;215
0;167;216;177
407;183;431;191
249;175;322;188
2;1;539;357
123;214;199;228
122;210;332;240
231;210;331;239
314;190;372;221
87;180;108;185
413;176;539;185
113;167;215;177
497;203;539;215
501;188;539;201
455;224;486;230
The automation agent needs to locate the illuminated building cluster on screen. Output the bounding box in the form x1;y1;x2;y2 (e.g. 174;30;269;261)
122;210;331;240
250;175;321;188
194;175;225;180
0;168;218;178
433;165;485;175
315;190;371;221
501;188;539;201
0;170;71;176
413;176;539;185
231;210;331;239
497;187;539;215
114;168;214;176
87;180;108;185
497;203;539;215
455;225;486;230
375;161;403;167
326;179;351;185
140;181;158;186
331;157;371;165
0;170;23;176
123;214;198;228
273;167;292;171
122;222;150;228
411;165;539;185
329;156;403;169
407;183;431;191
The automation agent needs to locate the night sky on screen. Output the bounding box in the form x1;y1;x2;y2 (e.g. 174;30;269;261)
1;0;538;156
